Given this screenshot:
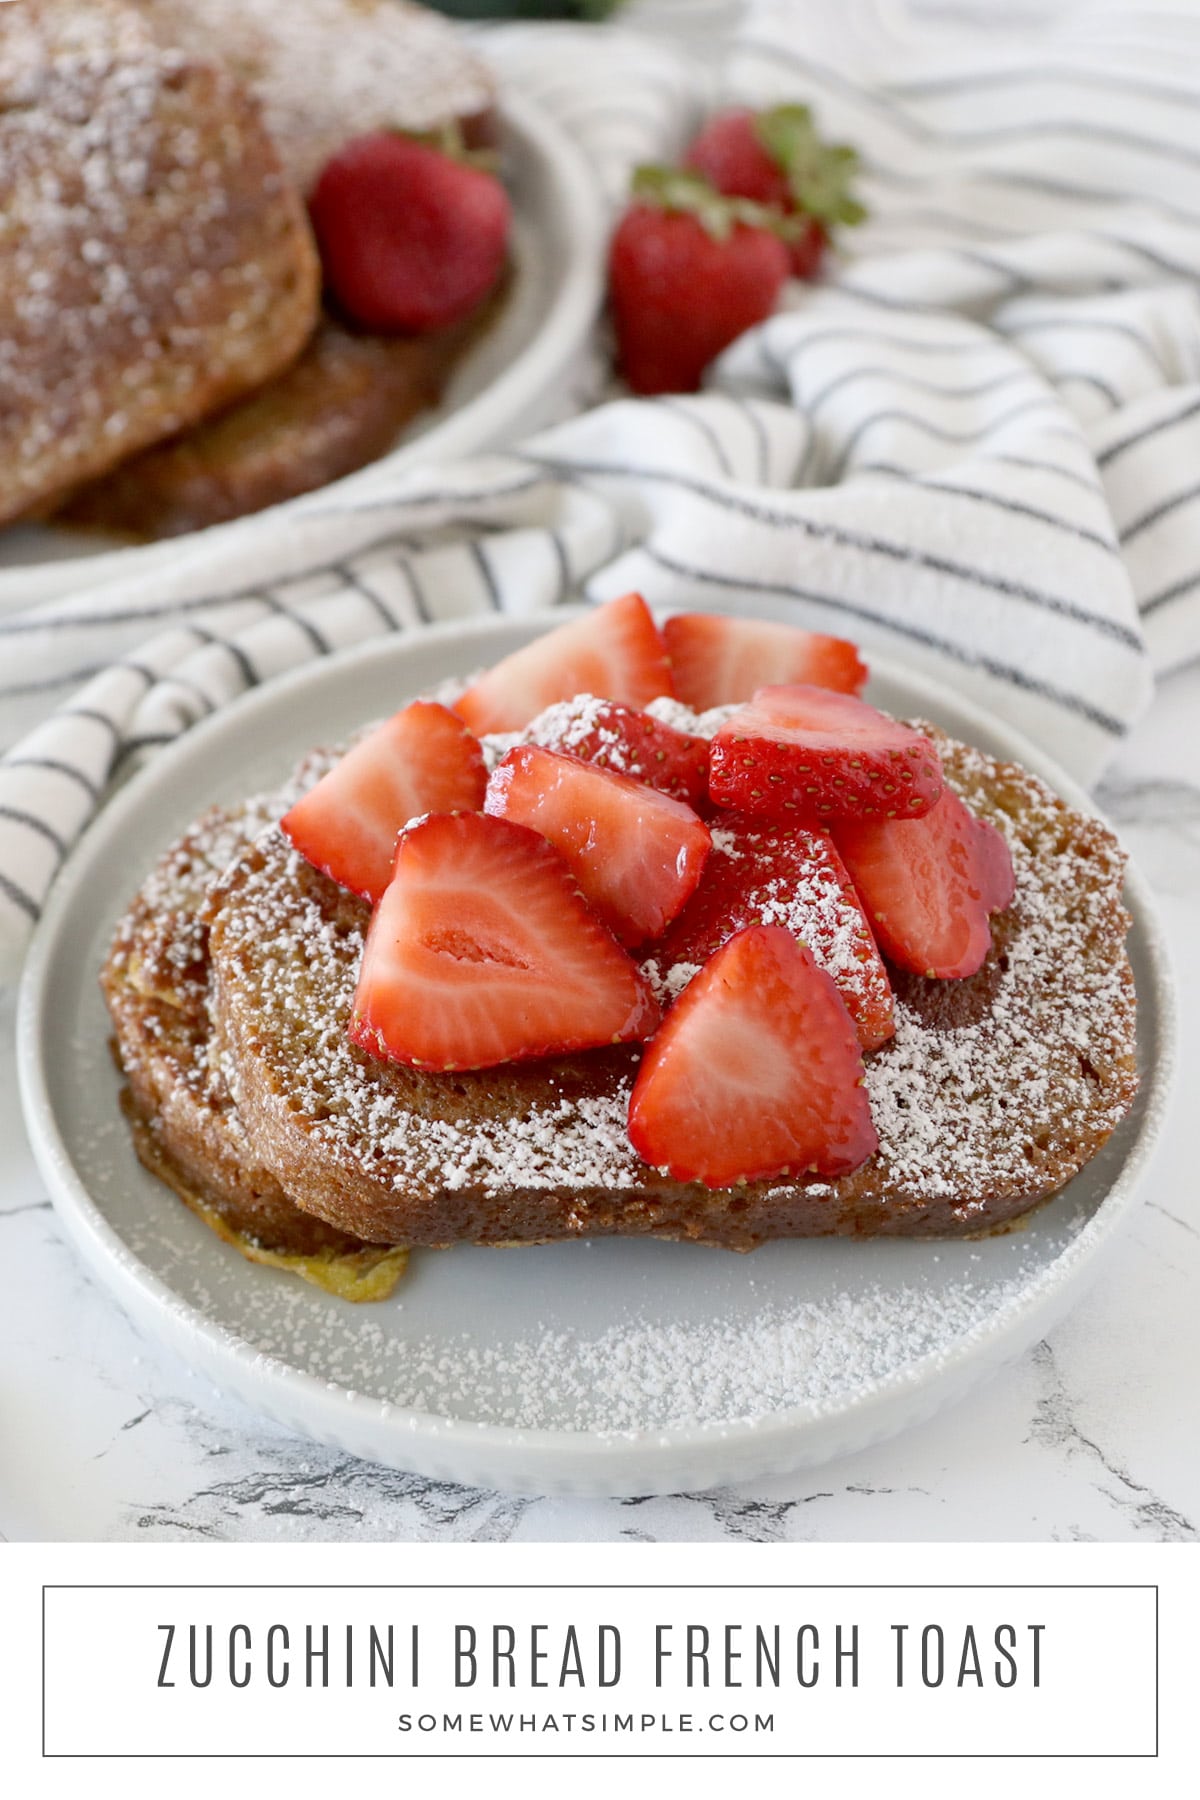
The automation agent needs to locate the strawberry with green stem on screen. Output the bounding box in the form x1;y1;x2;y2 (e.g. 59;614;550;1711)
608;167;793;395
685;104;866;280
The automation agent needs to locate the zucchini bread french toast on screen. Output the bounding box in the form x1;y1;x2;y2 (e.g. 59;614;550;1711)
3;0;502;539
0;0;320;527
101;604;1139;1291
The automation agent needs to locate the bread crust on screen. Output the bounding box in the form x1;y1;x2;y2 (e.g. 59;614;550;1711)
100;784;408;1299
203;730;1139;1248
0;0;321;527
59;291;506;540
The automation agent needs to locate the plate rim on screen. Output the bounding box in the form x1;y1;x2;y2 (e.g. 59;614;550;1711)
0;90;608;612
15;614;1178;1490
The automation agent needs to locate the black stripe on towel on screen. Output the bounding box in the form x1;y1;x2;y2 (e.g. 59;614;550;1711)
335;565;400;632
1120;479;1200;544
1098;394;1200;468
0;757;101;800
852;465;1116;552
468;539;503;611
740;39;1200;168
1141;570;1200;616
0;869;39;921
518;452;1142;648
0;805;67;858
186;624;262;691
803;363;1035;416
258;592;333;656
828;394;1064;479
641;544;1127;736
654;398;736;477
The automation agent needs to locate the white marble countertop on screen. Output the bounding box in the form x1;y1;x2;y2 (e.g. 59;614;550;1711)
1;662;1196;1545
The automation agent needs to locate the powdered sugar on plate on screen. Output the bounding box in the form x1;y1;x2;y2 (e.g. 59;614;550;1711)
148;1243;1061;1435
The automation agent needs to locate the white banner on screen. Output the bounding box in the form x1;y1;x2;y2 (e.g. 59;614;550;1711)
3;1540;1194;1795
42;1580;1151;1758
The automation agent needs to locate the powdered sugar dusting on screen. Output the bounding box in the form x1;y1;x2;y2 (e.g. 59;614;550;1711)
144;0;494;190
106;1177;1070;1431
352;1263;1047;1430
201;723;1135;1225
91;675;1143;1443
641;958;702;1008
213;831;645;1198
0;0;316;520
481;692;719;779
647;695;737;738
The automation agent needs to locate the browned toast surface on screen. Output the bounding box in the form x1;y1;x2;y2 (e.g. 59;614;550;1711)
52;0;503;539
0;0;321;528
204;728;1138;1249
60;290;506;540
100;778;408;1299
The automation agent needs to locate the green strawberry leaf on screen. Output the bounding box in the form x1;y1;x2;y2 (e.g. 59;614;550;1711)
631;164;800;244
399;120;501;174
754;104;867;231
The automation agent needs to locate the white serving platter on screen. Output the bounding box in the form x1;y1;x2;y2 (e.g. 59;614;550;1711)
0;94;607;614
17;614;1175;1497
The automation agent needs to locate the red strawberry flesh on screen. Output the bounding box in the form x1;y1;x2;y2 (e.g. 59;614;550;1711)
520;694;710;807
788;214;828;282
685;109;794;212
627;923;878;1187
834;788;1014;980
654;812;894;1050
663;612;867;710
454;593;673;736
684;106;863;281
309;132;510;334
608;201;789;395
349;812;659;1071
485;743;711;947
280;700;485;904
709;684;944;822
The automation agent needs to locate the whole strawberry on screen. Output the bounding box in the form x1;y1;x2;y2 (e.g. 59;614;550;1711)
309;131;510;334
685;105;865;280
608;167;790;395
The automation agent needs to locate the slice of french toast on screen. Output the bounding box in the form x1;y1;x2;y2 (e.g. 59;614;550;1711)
100;772;408;1301
0;0;321;528
202;726;1138;1249
59;294;505;540
53;0;503;538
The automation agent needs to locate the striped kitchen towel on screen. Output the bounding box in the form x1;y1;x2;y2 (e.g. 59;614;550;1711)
2;0;1200;977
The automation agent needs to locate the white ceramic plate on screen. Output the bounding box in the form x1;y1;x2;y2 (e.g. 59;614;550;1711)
17;616;1175;1497
0;94;607;613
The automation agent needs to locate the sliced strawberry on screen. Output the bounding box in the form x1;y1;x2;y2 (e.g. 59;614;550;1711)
974;809;1017;914
523;695;710;807
280;700;485;905
349;813;660;1071
655;812;894;1050
454;594;673;736
628;923;877;1187
834;789;1014;981
663;613;867;710
485;744;711;948
709;684;944;823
